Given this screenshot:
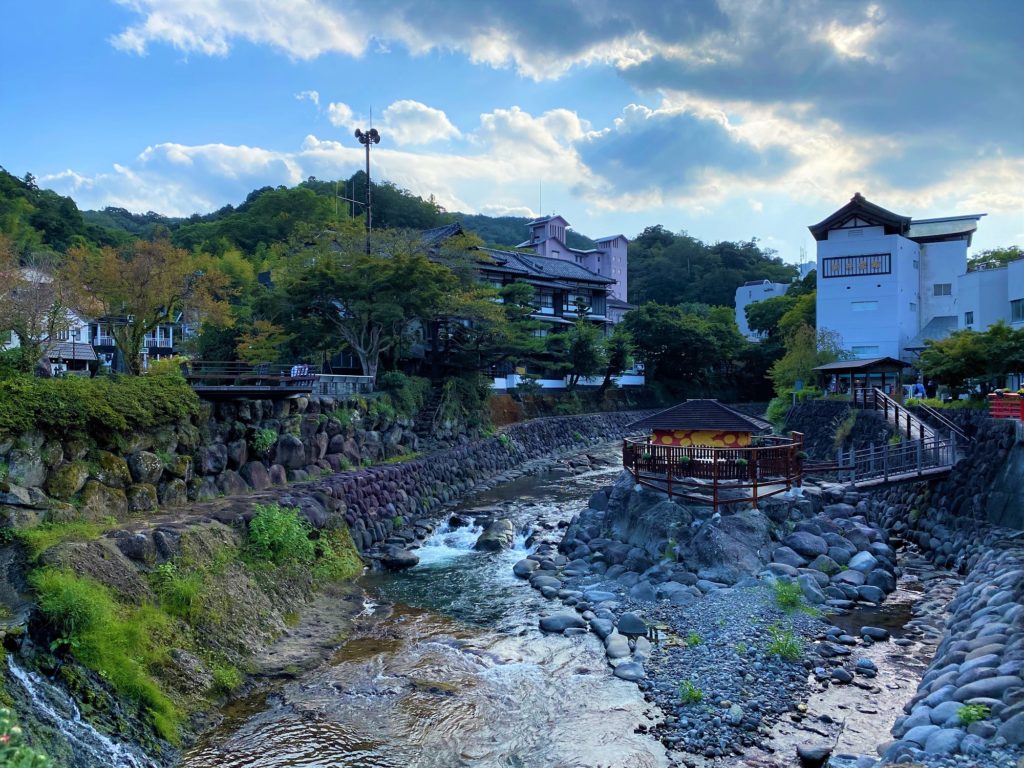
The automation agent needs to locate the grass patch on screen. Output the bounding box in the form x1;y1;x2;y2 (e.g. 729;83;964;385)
210;663;243;695
773;579;805;610
685;631;702;647
29;567;182;743
766;624;802;661
958;703;990;726
381;452;422;465
18;520;117;561
251;428;277;455
0;705;53;766
678;680;703;705
150;562;206;623
245;503;363;582
734;642;748;656
833;410;857;450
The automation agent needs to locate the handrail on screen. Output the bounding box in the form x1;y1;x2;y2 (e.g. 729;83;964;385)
913;401;972;443
861;387;935;442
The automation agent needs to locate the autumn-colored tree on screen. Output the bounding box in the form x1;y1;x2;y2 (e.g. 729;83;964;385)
0;234;72;373
235;320;293;364
64;238;232;375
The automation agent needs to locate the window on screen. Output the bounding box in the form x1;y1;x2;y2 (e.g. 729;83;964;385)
851;300;878;312
1012;299;1024;322
822;253;890;278
913;260;919;270
933;283;952;296
909;303;917;312
965;311;974;325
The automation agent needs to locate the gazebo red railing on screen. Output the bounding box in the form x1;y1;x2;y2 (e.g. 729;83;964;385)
988;392;1024;420
622;433;804;512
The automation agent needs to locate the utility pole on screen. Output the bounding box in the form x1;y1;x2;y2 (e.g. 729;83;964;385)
354;128;380;254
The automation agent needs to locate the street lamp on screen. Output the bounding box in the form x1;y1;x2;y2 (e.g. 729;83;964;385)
354;127;380;254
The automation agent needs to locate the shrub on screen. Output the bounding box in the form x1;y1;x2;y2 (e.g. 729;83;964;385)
0;707;52;766
438;374;493;430
958;703;990;726
245;503;315;568
376;372;430;417
498;434;511;450
0;373;200;441
685;631;702;646
678;680;703;704
766;624;802;661
572;431;583;442
662;537;677;562
392;515;405;529
29;568;181;742
833;411;857;450
252;428;277;455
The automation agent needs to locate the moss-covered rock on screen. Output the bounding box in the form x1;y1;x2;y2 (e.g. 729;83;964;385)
127;483;159;513
79;480;129;520
43;500;77;523
166;455;193;481
89;451;131;490
62;436;92;461
45;461;90;500
7;448;46;488
40;440;64;468
127;451;165;485
158;479;188;508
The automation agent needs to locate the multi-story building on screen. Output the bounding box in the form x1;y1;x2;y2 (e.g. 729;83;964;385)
734;279;792;340
809;193;986;361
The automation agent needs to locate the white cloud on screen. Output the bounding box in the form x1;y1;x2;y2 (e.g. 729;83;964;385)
380;100;460;145
326;102;354;129
295;90;320;106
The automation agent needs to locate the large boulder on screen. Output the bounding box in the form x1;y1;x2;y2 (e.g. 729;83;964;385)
126;483;158;513
681;510;772;583
127;451;165;485
539;612;587;633
7;448;47;488
198;443;229;475
158;479;188;508
475;518;515;551
45;461;90;500
240;461;272;491
380;545;418;570
783;531;828;559
79;480;128;520
273;435;306;470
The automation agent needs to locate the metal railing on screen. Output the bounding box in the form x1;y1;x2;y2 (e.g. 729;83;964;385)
855;387;935;441
181;361;320;398
831;433;957;484
311;374;375;397
913;401;973;443
622;433;804;512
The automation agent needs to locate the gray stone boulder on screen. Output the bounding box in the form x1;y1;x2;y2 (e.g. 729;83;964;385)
540;612;587;633
848;550;878;573
475;518;515;551
605;632;631;659
773;546;808;568
617;612;647;637
80;480;128;520
274;435;306;470
380;545;418;570
126;483;158;513
783;531;828;559
127;451;165;485
613;662;645;681
513;558;540;578
798;574;827;604
158;479;188;507
240;461;272;491
89;450;131;489
45;461;90;500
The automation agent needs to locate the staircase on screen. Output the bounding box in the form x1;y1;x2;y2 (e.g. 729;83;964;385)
412;386;445;437
855;387;937;441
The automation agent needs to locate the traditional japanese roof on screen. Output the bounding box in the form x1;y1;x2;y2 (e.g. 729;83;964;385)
813;357;910;372
905;316;959;351
593;234;627;244
527;215;567;226
480;248;615;285
607;297;635;310
45;341;97;362
420;222;464;246
906;215;985;245
627;400;772;434
808;193;911;241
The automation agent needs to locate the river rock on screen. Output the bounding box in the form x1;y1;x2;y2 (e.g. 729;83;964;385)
540;612;587;633
773;546;808;568
605;632;630;659
475;518;515;551
590;618;614;640
380;545;419;570
784;531;828;558
613;661;645;681
513;558;540;578
617;612;647;637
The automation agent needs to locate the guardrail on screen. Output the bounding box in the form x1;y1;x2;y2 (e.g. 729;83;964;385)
181;361;320;399
831;434;957;484
989;393;1024;420
622;433;804;512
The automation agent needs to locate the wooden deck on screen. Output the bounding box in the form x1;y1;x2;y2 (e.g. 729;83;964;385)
622;433;804;512
181;361;319;400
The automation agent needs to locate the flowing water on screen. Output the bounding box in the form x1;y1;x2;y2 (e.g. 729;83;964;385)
6;656;157;768
185;452;670;768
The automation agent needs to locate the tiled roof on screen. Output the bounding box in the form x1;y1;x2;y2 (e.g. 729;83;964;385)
813;357;910;372
480;248;615;284
420;222;464;246
905;316;959;350
46;341;97;362
627;400;772;433
607;297;635;310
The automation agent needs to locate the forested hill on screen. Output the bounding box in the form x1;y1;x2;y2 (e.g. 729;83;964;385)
2;164;795;308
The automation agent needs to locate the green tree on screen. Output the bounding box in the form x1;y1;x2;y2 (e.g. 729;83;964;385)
968;246;1023;271
599;324;635;393
64;238;233;375
918;322;1024;391
235;320;294;364
769;324;845;393
746;295;797;341
555;320;606;388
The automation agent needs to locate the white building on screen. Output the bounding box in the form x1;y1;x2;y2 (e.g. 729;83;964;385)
809;193;986;361
958;259;1024;332
734;279;792;340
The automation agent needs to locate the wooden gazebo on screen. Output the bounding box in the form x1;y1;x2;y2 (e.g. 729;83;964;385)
622;400;804;511
813;357;911;404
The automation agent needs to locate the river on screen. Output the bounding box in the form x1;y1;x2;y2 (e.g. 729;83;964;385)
184;448;670;768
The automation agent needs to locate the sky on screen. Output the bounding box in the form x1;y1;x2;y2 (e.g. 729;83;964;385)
2;0;1022;264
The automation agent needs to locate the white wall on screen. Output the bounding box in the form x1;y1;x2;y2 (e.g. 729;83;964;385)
1009;261;1024;328
734;281;791;340
919;240;966;324
958;266;1010;331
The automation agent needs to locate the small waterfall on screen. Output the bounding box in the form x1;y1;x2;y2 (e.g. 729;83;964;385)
414;521;485;566
6;656;156;768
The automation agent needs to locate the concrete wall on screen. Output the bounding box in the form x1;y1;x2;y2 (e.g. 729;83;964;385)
734;281;790;340
919;240;964;325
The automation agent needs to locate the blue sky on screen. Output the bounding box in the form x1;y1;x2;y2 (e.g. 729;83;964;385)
2;0;1021;263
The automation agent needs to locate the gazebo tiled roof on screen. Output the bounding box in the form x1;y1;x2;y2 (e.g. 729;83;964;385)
627;400;772;434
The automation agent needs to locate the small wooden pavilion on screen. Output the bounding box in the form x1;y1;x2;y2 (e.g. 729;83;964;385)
813;357;911;403
622;400;803;511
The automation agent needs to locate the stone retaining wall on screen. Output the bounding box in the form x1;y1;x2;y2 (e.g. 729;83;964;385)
784;401;892;461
